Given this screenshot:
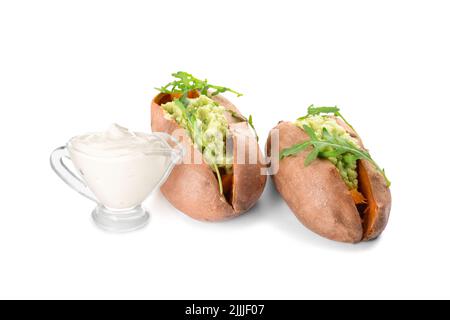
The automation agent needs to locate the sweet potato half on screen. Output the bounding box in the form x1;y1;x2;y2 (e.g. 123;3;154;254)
266;121;391;243
151;93;267;221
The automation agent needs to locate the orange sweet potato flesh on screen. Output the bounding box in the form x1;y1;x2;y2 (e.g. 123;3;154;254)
348;164;386;240
350;189;366;205
358;161;381;240
221;173;233;202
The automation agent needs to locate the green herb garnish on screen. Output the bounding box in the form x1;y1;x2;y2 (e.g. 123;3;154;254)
213;164;223;195
298;105;355;131
248;115;259;142
281;107;391;187
227;110;260;142
158;72;244;196
156;71;243;97
227;109;246;122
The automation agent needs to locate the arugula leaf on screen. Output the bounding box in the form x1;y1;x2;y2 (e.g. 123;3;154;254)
298;105;355;130
156;71;243;98
227;110;260;142
280;141;310;159
188;112;202;150
304;147;319;166
179;92;190;108
280;124;391;187
248;115;260;142
213;164;223;195
174;99;187;112
227;109;247;122
298;105;340;119
302;124;318;140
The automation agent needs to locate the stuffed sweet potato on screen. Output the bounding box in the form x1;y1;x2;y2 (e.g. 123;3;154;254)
152;72;266;221
266;106;391;243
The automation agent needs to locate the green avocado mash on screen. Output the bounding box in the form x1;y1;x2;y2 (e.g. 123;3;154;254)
295;115;360;189
161;95;232;172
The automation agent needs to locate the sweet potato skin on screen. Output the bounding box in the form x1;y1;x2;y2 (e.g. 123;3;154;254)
229;122;267;213
210;95;267;212
267;122;363;243
151;93;266;221
267;121;391;243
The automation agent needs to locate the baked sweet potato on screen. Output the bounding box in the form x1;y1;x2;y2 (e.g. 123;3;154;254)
151;91;266;221
266;108;391;243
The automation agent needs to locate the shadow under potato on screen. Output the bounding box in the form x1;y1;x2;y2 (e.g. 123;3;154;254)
256;180;382;251
148;178;381;251
196;182;380;250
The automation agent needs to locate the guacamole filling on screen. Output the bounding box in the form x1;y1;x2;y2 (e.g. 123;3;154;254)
295;115;360;190
161;95;233;195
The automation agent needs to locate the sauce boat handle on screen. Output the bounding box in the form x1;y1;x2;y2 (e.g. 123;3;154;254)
150;132;185;189
50;146;97;203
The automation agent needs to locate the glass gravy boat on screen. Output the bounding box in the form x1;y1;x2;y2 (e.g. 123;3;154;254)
50;132;184;232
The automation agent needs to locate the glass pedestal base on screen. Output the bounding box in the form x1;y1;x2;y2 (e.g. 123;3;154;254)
92;205;149;233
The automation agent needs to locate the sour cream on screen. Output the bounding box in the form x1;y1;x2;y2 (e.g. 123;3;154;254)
69;124;156;157
68;124;173;210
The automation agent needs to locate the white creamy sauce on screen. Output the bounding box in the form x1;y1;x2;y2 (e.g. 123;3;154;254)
68;124;171;210
70;124;156;157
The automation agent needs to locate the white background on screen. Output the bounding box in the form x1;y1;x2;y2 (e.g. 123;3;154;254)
0;0;448;299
